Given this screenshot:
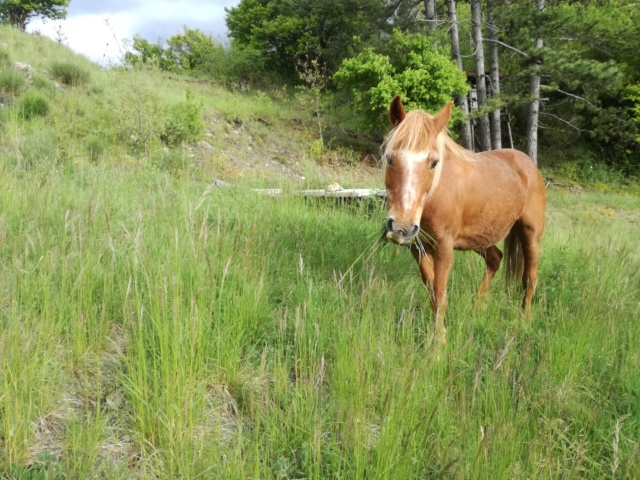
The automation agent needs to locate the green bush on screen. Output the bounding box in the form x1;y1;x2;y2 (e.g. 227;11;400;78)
334;30;468;133
17;91;50;119
0;67;25;95
49;61;90;86
161;90;204;147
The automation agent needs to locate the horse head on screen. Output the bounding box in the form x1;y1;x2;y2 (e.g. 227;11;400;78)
383;95;452;245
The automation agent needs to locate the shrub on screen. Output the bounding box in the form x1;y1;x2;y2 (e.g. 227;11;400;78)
49;61;90;86
0;67;25;95
161;90;204;147
334;30;468;134
17;91;50;119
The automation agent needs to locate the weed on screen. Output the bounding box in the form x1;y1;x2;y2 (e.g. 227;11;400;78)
49;61;90;87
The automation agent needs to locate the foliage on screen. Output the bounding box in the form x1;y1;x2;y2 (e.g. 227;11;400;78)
493;0;640;174
225;0;420;82
201;45;266;90
0;0;69;30
334;30;468;133
16;90;50;119
124;35;168;70
49;60;90;86
161;89;204;147
164;26;223;72
125;27;263;91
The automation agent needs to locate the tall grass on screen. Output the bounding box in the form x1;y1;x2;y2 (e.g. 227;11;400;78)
0;158;638;478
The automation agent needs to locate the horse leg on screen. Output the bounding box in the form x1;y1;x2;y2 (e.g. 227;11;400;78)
519;226;543;320
431;245;454;346
410;246;435;302
476;246;503;299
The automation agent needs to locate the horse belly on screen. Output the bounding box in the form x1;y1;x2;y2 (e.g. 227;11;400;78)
455;191;525;250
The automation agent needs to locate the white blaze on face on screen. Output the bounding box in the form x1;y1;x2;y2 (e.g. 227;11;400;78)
399;150;429;223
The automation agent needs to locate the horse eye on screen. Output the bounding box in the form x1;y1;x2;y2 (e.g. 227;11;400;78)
386;156;393;167
430;159;439;170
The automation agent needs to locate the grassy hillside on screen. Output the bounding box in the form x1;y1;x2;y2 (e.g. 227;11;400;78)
0;26;378;190
1;27;639;479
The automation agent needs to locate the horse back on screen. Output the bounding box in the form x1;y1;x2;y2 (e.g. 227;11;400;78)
425;148;544;250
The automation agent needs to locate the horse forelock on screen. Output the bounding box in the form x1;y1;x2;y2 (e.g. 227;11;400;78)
382;109;475;202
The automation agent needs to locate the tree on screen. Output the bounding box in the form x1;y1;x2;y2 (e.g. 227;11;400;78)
0;0;70;31
334;30;468;134
446;0;472;149
225;0;417;82
525;0;544;165
164;27;222;72
486;0;501;149
424;0;437;32
470;0;491;151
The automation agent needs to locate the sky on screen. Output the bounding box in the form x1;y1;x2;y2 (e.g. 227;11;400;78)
27;0;239;67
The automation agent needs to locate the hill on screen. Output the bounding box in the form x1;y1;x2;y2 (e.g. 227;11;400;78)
0;25;380;190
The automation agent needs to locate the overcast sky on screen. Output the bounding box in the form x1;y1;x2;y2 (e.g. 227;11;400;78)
27;0;239;67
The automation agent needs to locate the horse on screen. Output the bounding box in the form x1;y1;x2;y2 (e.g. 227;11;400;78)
383;95;546;345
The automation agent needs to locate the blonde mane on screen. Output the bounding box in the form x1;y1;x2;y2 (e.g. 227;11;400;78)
381;109;476;200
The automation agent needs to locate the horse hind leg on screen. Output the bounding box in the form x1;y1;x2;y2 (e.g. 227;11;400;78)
519;225;543;320
476;245;503;300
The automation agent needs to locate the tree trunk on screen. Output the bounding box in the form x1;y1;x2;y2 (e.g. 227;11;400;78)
424;0;437;32
446;0;472;150
525;0;545;165
486;0;501;150
470;0;491;152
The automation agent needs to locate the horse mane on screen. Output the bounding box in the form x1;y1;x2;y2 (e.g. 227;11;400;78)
381;109;476;200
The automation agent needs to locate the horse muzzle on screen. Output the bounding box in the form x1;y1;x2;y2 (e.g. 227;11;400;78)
385;218;419;245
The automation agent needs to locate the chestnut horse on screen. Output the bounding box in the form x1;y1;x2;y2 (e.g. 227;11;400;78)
383;96;546;344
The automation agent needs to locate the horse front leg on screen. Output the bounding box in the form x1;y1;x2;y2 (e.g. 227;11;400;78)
410;245;435;303
410;244;453;346
430;245;454;346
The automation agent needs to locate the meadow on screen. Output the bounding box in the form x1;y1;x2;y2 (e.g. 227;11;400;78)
1;161;639;479
1;25;639;479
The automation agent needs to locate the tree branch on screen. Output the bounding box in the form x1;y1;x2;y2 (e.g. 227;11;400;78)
541;85;597;108
484;38;529;58
539;112;588;133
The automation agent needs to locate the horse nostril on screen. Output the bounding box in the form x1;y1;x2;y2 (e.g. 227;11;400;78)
409;224;420;238
386;217;395;233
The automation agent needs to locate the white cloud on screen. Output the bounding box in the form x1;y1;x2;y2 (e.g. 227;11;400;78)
27;1;238;67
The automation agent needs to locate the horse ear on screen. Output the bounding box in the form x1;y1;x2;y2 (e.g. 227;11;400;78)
433;101;453;132
389;95;406;126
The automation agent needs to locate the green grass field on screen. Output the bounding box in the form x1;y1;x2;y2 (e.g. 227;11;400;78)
1;25;639;479
1;162;638;479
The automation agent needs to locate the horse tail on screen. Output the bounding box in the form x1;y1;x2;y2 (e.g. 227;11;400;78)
504;227;524;288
